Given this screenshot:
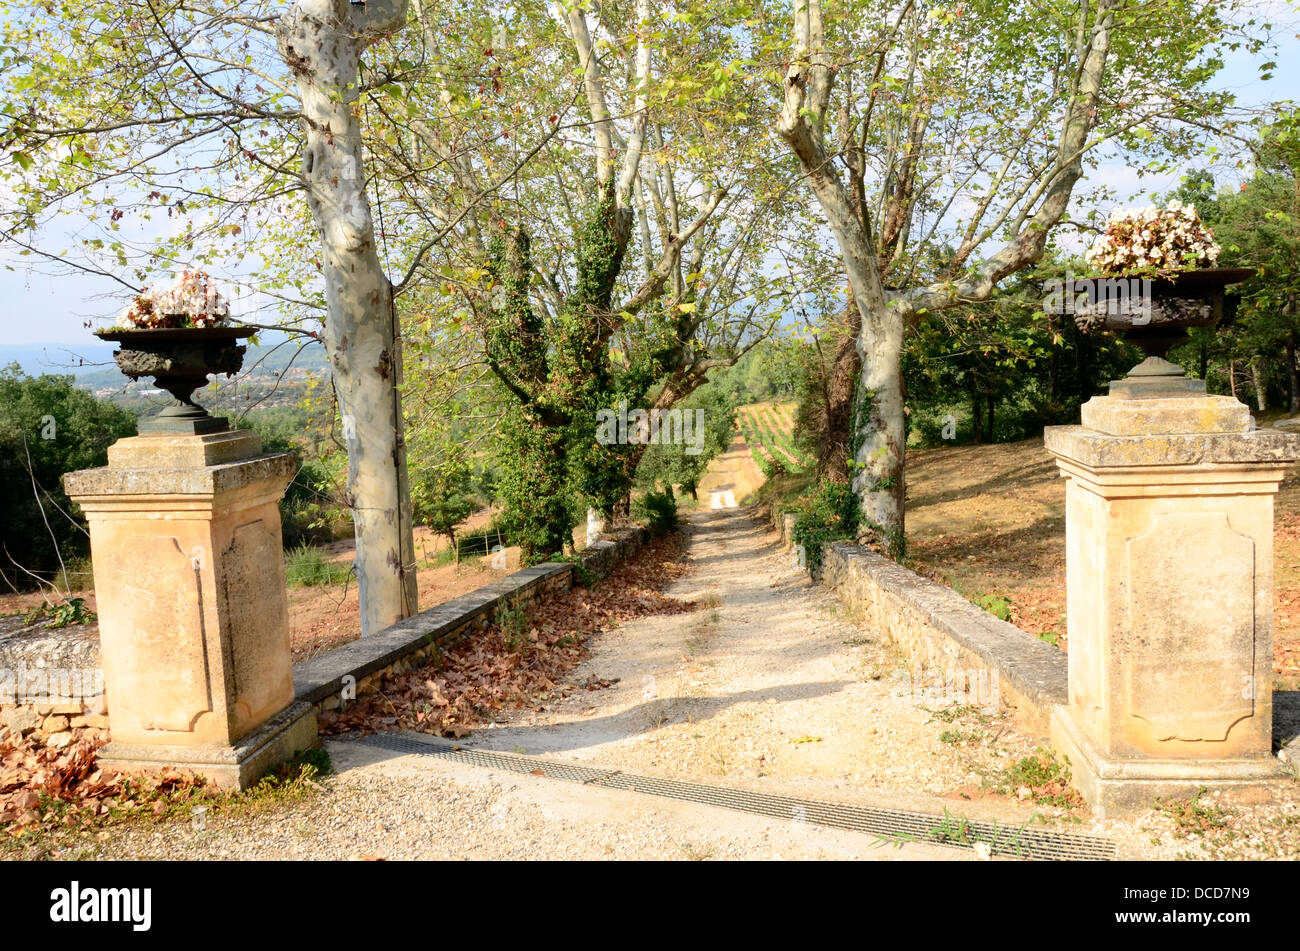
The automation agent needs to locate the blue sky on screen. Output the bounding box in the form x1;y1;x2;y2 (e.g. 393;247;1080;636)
1;3;1297;357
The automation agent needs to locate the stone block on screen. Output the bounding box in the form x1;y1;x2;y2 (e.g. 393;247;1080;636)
1081;393;1250;436
106;430;262;469
42;715;70;733
3;707;40;736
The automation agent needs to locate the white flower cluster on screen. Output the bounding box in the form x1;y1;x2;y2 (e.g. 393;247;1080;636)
120;270;230;329
1085;200;1221;274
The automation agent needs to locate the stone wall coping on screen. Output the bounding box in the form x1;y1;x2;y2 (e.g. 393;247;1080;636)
63;452;297;499
826;541;1069;711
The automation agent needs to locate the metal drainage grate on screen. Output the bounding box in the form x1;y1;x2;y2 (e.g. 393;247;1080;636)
346;732;1116;861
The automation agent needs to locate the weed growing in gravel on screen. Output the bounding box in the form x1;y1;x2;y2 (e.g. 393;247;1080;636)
925;704;986;724
1154;787;1232;838
987;748;1083;808
929;808;973;844
926;704;999;747
675;840;716;860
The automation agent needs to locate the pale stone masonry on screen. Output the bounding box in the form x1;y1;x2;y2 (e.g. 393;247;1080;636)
1045;357;1300;815
63;429;315;789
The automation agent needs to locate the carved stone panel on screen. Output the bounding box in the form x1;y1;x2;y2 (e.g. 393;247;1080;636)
221;519;292;734
108;536;213;733
1125;512;1255;743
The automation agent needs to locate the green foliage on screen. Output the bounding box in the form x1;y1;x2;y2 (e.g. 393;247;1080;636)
720;342;801;407
268;747;332;784
284;544;351;588
635;381;737;498
242;406;348;549
1154;787;1232;836
0;366;137;589
494;406;576;565
411;454;475;554
974;593;1012;623
791;480;860;575
23;596;96;628
990;749;1080;807
633;488;680;536
495;602;530;654
903;264;1137;448
756;452;789;480
1164;113;1300;410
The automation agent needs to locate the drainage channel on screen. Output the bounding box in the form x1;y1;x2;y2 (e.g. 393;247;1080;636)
346;732;1116;861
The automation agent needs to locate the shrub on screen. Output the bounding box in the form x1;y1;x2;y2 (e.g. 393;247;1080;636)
757;453;789;479
633;488;679;536
791;480;859;575
0;365;136;589
974;593;1012;622
284;544;352;587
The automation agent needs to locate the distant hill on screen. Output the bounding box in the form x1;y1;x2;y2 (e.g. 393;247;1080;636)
1;333;331;421
0;342;118;376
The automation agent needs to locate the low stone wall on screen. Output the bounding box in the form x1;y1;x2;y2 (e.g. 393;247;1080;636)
794;518;1300;757
770;508;797;547
0;620;106;749
819;540;1068;736
0;526;650;747
765;503;1065;730
293;525;650;716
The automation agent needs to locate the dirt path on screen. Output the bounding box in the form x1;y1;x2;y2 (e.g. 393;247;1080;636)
78;507;1046;861
467;506;1048;808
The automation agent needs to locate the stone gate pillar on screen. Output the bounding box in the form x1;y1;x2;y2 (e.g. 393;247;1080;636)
1045;362;1299;815
64;428;317;789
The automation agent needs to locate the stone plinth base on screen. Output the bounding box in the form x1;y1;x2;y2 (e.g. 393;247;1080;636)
1051;707;1288;818
1046;388;1300;816
99;701;318;791
64;427;307;791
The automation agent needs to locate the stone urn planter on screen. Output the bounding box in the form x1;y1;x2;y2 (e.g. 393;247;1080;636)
1075;266;1254;397
1076;266;1255;359
95;326;253;435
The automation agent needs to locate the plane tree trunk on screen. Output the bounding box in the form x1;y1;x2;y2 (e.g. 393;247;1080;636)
277;0;418;635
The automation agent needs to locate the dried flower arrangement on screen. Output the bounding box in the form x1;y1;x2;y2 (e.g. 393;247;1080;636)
1085;200;1221;275
116;270;231;329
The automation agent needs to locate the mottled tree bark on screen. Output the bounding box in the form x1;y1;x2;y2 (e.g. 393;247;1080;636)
817;301;861;482
277;0;417;636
